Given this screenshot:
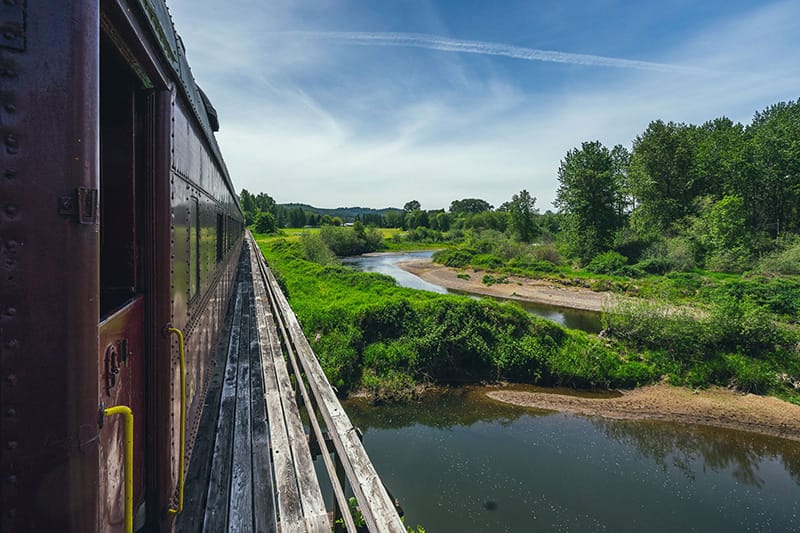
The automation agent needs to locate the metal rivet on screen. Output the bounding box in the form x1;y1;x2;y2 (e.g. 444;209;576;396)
5;374;17;385
6;441;17;450
6;307;16;316
5;408;16;417
6;240;17;249
6;339;18;349
4;104;15;113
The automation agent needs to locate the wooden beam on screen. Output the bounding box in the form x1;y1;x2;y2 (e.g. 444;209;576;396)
250;234;405;533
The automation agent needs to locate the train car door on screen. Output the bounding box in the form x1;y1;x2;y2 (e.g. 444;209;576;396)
97;38;150;531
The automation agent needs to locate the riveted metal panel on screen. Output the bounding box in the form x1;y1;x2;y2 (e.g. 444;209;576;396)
1;2;100;531
0;0;25;51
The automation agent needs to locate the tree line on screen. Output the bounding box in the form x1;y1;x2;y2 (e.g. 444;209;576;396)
244;98;798;274
556;98;799;272
240;189;545;242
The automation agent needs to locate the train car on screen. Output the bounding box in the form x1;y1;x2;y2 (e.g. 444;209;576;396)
1;1;245;531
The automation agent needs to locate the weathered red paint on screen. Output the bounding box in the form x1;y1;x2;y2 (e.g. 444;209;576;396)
2;1;245;531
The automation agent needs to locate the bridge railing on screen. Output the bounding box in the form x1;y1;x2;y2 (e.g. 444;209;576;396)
247;232;406;532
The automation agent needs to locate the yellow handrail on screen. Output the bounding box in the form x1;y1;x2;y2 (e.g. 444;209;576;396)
167;327;186;515
104;405;134;533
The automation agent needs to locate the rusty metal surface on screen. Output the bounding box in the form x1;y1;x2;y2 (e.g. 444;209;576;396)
0;2;100;532
134;0;239;210
2;1;245;531
98;297;146;532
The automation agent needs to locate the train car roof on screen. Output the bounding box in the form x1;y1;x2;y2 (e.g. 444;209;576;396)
134;0;242;212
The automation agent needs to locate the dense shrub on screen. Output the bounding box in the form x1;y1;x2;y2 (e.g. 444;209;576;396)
531;243;562;264
757;239;800;274
585;251;628;274
472;254;505;269
319;224;383;256
300;233;339;265
432;248;475;268
258;236;798;402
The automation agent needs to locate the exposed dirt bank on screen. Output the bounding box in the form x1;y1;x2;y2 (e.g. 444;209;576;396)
397;258;613;312
487;384;800;442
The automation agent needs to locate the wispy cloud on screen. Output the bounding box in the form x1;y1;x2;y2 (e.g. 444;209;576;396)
168;0;799;210
283;31;711;74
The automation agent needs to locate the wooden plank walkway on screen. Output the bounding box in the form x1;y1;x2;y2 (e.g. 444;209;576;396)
177;236;405;532
176;247;278;533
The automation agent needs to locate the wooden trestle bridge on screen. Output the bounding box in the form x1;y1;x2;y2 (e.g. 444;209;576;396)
175;234;405;532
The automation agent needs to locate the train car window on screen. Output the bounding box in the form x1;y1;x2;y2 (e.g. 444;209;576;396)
216;212;224;263
99;38;145;318
190;196;200;299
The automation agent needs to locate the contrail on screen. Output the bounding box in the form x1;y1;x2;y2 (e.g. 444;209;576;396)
285;31;707;75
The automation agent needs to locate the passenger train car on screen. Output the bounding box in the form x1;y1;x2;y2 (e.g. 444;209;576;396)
1;1;244;530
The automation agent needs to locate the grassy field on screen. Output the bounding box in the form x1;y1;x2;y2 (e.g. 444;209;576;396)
262;227;445;252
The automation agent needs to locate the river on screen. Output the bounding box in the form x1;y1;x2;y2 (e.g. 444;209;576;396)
342;251;602;332
335;251;800;530
343;386;800;532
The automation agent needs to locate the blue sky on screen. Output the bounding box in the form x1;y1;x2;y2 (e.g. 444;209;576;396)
168;0;799;210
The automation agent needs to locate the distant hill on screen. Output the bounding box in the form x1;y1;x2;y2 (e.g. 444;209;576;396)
279;203;403;222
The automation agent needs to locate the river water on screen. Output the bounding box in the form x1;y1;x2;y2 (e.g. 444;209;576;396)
342;251;602;332
344;387;800;532
338;252;800;531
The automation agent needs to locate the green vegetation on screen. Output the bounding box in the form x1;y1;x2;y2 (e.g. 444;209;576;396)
255;234;800;404
244;98;800;404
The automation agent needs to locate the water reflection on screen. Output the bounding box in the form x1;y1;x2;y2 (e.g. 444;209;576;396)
592;417;800;487
344;386;800;532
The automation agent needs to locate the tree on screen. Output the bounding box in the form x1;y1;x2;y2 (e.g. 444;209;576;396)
403;200;421;213
610;144;633;218
507;189;539;242
239;189;256;213
745;99;800;236
287;207;307;228
555;141;623;262
384;210;405;228
404;209;428;230
628;120;699;232
449;198;493;215
254;211;276;234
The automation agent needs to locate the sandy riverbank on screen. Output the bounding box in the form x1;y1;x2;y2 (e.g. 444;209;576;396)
487;384;800;442
396;258;613;312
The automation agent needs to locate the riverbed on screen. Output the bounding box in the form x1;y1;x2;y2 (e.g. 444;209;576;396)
342;251;602;332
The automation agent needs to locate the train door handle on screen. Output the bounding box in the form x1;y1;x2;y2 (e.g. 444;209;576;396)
105;344;120;395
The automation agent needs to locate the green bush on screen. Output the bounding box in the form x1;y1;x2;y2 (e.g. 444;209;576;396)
635;258;672;275
254;211;277;234
432;248;475;267
319;225;383;256
757;239;800;274
724;353;778;394
472;254;505;269
531;243;562;264
586;251;628;274
482;274;508;286
300;233;339;265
